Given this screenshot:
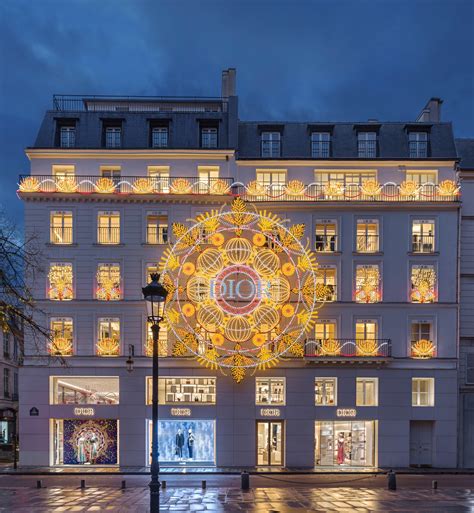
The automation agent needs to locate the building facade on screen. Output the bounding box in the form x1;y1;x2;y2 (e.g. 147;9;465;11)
18;70;460;469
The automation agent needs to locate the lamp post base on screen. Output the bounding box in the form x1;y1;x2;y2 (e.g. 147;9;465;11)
149;479;160;512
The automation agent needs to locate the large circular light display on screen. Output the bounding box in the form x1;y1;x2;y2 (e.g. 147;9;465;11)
159;198;323;383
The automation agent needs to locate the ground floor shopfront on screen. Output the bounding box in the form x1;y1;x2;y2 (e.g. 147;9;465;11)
19;363;458;469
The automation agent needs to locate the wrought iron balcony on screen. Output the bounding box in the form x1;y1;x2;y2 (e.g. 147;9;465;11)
304;338;391;359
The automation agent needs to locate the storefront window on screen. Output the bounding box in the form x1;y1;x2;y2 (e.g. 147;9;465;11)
51;377;119;405
315;420;376;467
256;378;285;405
149;420;215;465
146;377;216;405
0;421;11;444
53;419;118;465
315;378;337;406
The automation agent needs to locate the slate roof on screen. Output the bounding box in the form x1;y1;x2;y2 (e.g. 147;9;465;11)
456;138;474;169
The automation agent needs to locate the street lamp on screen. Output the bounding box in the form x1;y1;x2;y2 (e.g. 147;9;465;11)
142;273;168;513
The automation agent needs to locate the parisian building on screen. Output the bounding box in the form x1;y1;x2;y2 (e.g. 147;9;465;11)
17;69;461;469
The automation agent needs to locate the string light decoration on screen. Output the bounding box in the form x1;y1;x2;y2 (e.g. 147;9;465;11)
355;339;378;356
317;339;341;356
96;264;121;301
50;337;73;356
95;177;116;194
355;265;380;303
411;339;436;359
133;177;154;194
411;266;436;303
55;177;78;193
96;337;120;356
48;263;74;301
159;198;323;383
145;322;169;357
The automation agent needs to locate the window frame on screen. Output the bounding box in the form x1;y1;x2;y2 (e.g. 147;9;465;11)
255;377;286;406
147;166;170;193
355;218;380;253
261;131;281;157
146;212;168;245
356;377;378;406
412;377;435;407
146;376;217;405
355;319;378;341
59;125;76;148
315;219;338;252
316;265;337;301
354;263;382;303
50;317;74;356
315;377;337;406
96;262;122;301
50;376;120;405
409;263;437;303
357;132;377;158
104;124;122;149
50;210;73;245
47;262;74;301
151;125;169;148
411;218;436;253
97;210;121;245
200;126;218;148
97;317;121;356
408;131;429;158
311;132;331;158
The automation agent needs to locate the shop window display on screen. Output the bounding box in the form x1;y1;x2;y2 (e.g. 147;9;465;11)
51;377;119;405
256;378;285;405
147;377;216;405
149;420;215;465
315;421;376;467
53;419;118;465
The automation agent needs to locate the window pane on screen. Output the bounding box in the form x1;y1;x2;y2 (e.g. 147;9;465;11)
52;377;119;405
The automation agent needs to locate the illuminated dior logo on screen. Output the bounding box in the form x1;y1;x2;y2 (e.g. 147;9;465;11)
210;265;271;315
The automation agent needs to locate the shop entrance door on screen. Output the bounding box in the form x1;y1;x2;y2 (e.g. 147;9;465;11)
257;421;284;466
410;421;433;467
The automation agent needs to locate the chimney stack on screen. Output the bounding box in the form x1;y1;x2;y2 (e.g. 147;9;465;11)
221;68;236;97
416;97;443;122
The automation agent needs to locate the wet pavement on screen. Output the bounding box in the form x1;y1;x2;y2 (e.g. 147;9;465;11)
0;484;472;512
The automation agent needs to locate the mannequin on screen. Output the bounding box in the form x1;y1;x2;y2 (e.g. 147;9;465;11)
77;435;86;464
337;432;345;465
187;428;195;460
175;428;185;459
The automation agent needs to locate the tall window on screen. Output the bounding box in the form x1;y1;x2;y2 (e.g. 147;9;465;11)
356;378;378;406
411;321;435;359
97;318;120;356
412;220;435;253
146;213;168;244
355;265;381;303
50;318;74;356
410;265;437;303
409;132;428;158
100;167;121;187
198;166;220;192
311;132;330;158
316;266;337;301
355;320;378;341
261;132;281;157
315;220;337;252
148;166;170;193
105;126;122;148
50;211;73;245
256;169;286;194
48;263;73;301
146;263;160;283
315;321;336;341
356;219;379;253
145;321;169;357
52;165;75;179
60;126;76;148
412;378;434;406
3;368;10;398
256;377;285;405
96;263;121;301
97;211;120;244
3;332;10;358
357;132;377;158
315;378;337;406
152;126;168;148
201;126;218;148
406;171;437;185
51;376;119;405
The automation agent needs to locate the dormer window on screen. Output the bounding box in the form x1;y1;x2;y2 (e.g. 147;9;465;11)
103;122;122;148
358;132;377;158
151;125;169;148
200;125;218;148
409;132;429;158
311;132;330;158
261;132;281;157
60;126;76;148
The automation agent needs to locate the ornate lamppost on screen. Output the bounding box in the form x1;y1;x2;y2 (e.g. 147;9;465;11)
142;273;168;513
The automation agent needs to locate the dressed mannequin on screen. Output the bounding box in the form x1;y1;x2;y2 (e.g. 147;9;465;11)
175;428;185;459
187;428;195;460
337;433;345;465
77;435;86;464
88;433;99;464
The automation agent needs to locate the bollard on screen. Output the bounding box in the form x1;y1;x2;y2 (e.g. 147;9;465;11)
202;480;207;489
36;480;42;489
387;470;396;491
161;480;166;489
432;480;438;490
121;480;126;489
80;479;86;489
241;471;250;491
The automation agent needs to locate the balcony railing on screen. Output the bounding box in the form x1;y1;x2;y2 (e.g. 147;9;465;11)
356;234;379;253
50;227;73;245
97;227;120;245
305;338;391;358
315;234;338;252
18;176;460;202
146;227;168;245
412;234;435;253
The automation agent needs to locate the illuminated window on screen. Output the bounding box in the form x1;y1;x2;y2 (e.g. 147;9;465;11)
356;378;378;406
146;213;168;244
261;132;281;157
311;132;331;158
52;165;75;179
48;263;73;301
315;220;337;252
256;169;286;194
315;320;336;341
409;132;428;158
406;171;437;185
356;219;379;253
148;166;170;193
315;378;337;406
147;377;216;405
105;126;121;148
146;263;160;283
411;265;437;303
201;126;218;148
100;167;121;188
316;266;337;301
60;126;75;148
97;211;120;244
355;320;377;341
256;377;285;405
315;170;376;188
145;321;169;357
97;318;120;356
50;211;73;244
355;265;380;303
412;378;434;407
96;263;121;301
152;126;168;148
198;166;220;192
50;318;73;356
411;321;435;359
357;132;377;158
51;376;119;405
412;220;435;253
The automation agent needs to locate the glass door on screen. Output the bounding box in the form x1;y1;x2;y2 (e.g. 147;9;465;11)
257;421;284;466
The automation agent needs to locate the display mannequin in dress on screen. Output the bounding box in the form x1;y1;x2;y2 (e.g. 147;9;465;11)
337;432;345;465
77;435;86;464
187;428;195;460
